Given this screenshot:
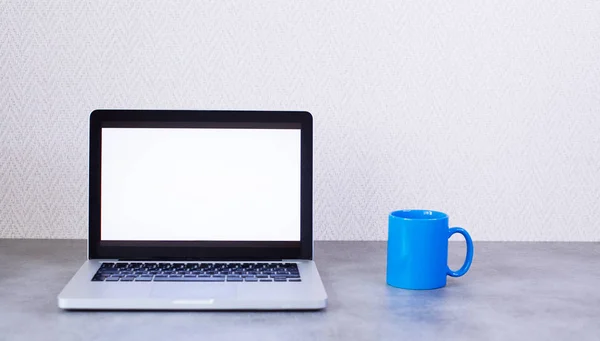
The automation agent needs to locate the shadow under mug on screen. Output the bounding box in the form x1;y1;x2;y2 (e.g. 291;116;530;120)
386;210;473;290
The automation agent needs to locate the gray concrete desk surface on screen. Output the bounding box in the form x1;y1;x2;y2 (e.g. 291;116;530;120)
0;240;599;341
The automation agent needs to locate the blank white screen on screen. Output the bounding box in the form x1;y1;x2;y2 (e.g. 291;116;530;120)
101;128;301;241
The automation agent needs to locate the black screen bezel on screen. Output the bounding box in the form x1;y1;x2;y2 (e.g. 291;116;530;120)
88;110;313;260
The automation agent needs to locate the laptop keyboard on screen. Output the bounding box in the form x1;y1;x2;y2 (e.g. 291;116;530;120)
92;262;301;282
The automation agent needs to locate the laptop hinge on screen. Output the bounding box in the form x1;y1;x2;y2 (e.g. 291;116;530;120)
282;259;309;263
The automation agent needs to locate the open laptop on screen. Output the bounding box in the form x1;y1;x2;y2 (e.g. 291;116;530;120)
57;110;327;310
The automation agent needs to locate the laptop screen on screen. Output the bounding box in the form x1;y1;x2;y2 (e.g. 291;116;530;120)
100;125;301;242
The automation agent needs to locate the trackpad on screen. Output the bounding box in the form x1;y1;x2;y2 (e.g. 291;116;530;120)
150;283;237;299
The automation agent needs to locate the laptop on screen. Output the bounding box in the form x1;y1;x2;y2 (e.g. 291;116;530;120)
57;110;327;310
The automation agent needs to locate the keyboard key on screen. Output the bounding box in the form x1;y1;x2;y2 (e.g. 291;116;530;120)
259;279;273;282
245;278;258;282
197;278;225;282
120;277;135;281
273;278;287;282
135;277;152;281
105;277;120;282
289;279;301;282
154;277;184;282
98;269;119;274
157;277;224;282
227;278;243;282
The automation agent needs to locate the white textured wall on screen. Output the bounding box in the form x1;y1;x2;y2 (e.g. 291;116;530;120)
1;1;599;241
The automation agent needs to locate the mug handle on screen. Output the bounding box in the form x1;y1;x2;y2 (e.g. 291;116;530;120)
446;227;474;277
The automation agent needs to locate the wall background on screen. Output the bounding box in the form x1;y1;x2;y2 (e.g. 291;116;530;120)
1;0;599;241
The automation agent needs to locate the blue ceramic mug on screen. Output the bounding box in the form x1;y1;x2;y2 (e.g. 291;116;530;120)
386;210;473;290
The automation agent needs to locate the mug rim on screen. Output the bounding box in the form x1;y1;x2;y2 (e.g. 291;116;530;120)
390;209;448;220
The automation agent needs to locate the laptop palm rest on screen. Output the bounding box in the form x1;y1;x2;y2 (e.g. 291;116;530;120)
150;283;237;299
